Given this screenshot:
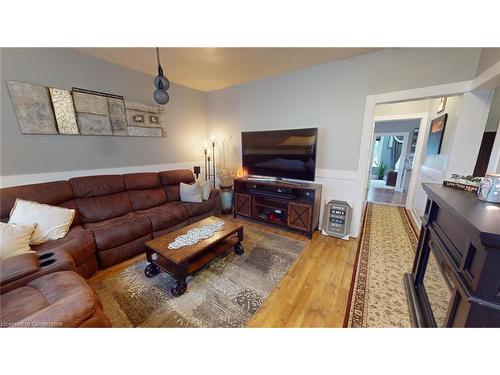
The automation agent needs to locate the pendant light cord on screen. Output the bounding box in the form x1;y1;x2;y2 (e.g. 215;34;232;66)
156;47;161;66
156;47;164;76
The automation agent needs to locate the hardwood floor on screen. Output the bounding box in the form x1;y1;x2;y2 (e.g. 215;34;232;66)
241;218;358;327
367;186;407;206
88;216;359;328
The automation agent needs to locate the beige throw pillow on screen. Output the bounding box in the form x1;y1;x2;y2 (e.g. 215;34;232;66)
199;180;211;200
9;198;75;245
0;222;36;260
179;182;203;203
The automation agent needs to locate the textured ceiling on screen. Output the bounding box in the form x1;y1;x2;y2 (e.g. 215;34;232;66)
76;48;382;92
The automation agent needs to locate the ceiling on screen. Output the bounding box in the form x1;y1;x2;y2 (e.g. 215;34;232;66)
76;48;382;92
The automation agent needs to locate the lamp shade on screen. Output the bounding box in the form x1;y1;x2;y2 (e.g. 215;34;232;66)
153;89;169;105
154;75;170;90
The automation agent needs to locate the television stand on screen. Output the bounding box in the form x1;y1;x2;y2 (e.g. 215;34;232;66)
233;178;322;238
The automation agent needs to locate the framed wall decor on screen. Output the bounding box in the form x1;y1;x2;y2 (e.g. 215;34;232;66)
7;81;167;137
149;115;160;124
426;113;448;155
437;97;447;113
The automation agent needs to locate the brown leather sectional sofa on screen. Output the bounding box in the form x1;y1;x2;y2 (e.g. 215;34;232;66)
0;169;221;327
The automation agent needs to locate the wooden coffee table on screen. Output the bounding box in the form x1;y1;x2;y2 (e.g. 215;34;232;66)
144;216;244;296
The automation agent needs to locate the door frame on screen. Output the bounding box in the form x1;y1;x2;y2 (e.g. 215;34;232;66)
371;113;429;203
352;65;500;237
356;81;472;232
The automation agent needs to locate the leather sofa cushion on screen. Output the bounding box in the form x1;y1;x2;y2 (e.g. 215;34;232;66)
123;172;161;190
159;170;195;201
124;173;167;211
128;187;167;211
0;271;107;327
0;181;81;224
32;225;96;267
0;253;40;286
83;212;151;250
138;202;189;232
75;192;133;223
181;199;215;217
70;175;125;198
71;175;132;223
97;234;151;269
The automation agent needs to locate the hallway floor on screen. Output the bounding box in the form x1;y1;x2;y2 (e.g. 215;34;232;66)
367;186;407;206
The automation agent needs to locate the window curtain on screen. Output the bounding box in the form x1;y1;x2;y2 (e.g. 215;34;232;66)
391;136;404;169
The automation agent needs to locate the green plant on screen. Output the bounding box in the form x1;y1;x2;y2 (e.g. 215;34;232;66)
377;161;387;180
450;174;481;183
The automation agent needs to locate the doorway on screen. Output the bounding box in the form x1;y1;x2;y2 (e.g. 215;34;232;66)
367;119;421;206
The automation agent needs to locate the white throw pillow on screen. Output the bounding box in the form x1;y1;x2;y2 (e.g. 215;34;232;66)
9;198;75;245
0;222;36;260
199;180;211;201
179;182;203;203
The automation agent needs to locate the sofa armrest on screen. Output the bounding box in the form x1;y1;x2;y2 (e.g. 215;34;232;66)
1;253;40;287
1;249;75;294
209;188;222;217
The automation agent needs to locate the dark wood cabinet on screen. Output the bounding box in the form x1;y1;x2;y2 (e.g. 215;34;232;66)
386;171;398;186
234;192;251;217
288;202;313;232
233;178;322;238
404;183;500;327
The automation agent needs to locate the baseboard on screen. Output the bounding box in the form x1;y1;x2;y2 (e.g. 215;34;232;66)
408;209;422;233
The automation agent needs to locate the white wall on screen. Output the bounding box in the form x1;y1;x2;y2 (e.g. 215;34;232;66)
422;96;462;172
485;87;500;132
207;48;481;236
374;99;432;118
444;90;493;178
414;96;463;219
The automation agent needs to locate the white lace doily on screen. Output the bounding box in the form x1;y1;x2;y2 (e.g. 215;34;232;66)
168;220;225;249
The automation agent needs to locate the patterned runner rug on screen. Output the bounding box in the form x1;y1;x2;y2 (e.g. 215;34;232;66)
90;227;305;327
344;203;418;327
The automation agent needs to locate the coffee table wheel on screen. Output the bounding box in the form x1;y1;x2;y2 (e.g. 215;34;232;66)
171;279;187;297
145;263;160;278
234;242;244;255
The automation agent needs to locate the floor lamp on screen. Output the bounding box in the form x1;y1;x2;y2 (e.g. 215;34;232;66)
204;139;216;188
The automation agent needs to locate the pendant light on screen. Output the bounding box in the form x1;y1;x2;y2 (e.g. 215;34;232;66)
153;47;170;105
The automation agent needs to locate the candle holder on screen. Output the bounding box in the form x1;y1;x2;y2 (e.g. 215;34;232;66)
203;138;217;189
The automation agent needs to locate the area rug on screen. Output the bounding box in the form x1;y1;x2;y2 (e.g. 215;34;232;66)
344;203;418;328
90;227;305;327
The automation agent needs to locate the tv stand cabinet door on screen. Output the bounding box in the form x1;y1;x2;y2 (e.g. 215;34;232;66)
288;202;312;232
235;193;252;217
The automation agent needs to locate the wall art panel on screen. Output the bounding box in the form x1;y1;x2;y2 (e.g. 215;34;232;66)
7;81;166;137
77;113;113;135
49;88;79;134
73;91;109;115
127;126;163;137
7;81;58;134
107;98;128;136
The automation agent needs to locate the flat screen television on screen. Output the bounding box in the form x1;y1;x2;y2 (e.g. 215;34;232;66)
241;127;318;182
